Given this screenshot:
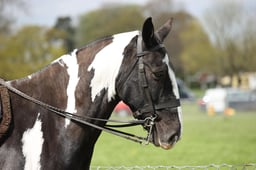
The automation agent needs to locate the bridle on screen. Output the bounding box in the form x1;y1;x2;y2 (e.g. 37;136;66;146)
0;33;181;145
118;34;181;119
134;34;181;119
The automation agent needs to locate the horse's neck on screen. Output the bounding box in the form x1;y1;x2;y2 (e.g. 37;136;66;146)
10;49;118;123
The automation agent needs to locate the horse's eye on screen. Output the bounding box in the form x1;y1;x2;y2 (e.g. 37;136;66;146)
152;65;167;80
152;71;165;80
154;71;165;77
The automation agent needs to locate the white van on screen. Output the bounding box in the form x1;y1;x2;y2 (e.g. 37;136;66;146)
202;88;227;113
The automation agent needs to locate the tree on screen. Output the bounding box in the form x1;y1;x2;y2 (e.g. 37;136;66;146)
0;26;65;79
52;17;75;52
237;17;256;72
203;1;256;77
144;0;176;18
180;19;216;76
76;4;144;46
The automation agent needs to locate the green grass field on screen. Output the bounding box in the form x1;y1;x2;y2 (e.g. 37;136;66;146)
91;102;256;166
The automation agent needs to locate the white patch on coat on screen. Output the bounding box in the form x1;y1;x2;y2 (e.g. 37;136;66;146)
22;113;44;170
55;49;80;127
88;31;139;102
163;55;183;137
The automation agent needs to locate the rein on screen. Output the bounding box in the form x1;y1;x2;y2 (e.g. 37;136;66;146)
0;79;151;144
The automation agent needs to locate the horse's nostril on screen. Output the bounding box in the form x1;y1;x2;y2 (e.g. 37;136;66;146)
168;132;179;144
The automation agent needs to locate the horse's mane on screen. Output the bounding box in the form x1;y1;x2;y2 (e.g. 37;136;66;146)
77;35;114;52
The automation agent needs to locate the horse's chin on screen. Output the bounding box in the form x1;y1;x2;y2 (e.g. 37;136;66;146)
158;139;176;150
152;139;175;150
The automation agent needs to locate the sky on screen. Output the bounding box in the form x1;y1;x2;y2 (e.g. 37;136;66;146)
10;0;213;27
9;0;256;28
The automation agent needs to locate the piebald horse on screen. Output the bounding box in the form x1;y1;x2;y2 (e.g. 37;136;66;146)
0;17;182;170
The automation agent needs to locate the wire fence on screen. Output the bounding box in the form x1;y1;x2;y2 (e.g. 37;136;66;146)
91;164;256;170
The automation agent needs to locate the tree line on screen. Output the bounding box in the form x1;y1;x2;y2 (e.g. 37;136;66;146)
0;0;256;86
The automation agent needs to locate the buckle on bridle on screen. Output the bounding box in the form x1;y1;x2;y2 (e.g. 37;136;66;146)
141;115;157;145
143;115;157;128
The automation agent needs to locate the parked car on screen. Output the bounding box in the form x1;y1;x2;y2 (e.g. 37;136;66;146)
114;101;132;117
227;89;256;111
198;88;256;113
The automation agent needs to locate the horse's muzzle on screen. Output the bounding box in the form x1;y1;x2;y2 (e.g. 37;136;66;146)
158;135;179;150
150;125;180;150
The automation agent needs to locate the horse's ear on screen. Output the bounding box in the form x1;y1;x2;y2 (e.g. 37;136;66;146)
156;18;173;42
142;17;158;49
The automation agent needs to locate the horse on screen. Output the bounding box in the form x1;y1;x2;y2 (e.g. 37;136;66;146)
0;17;182;170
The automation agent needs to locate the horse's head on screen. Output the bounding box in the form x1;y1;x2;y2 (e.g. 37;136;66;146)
116;17;182;150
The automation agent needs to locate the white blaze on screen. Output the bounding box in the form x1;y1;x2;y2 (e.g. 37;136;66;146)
22;113;44;170
163;55;183;136
88;31;139;102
